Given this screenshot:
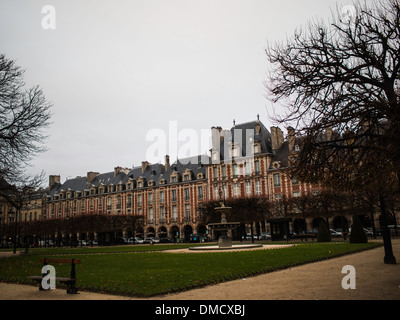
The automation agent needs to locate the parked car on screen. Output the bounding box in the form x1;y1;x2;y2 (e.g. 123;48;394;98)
86;240;98;246
348;227;373;236
330;229;343;238
159;238;173;243
363;228;374;236
260;232;271;240
143;237;159;244
135;237;144;244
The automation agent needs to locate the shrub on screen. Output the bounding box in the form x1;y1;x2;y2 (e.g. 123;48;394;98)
349;215;368;243
317;220;331;242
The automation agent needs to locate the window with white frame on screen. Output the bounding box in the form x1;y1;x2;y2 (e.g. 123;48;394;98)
233;183;240;197
273;173;281;187
246;181;252;196
160;206;165;222
198;186;203;200
255;160;260;174
172;205;177;221
256;180;261;195
160;191;165;204
185;204;190;221
127;194;132;208
244;161;251;176
233;164;238;177
214;185;219;199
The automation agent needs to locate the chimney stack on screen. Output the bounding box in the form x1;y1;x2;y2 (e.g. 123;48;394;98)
165;155;170;171
287;127;295;153
49;175;61;188
141;161;149;173
87;172;99;183
114;166;122;176
270;127;284;152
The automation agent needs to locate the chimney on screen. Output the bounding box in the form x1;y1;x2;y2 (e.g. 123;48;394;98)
165;155;170;171
114;166;122;176
87;171;99;183
287;127;295;153
49;175;60;188
255;115;261;134
141;161;149;173
270;127;284;152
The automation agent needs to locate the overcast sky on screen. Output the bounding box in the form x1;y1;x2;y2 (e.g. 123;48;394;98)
0;0;367;183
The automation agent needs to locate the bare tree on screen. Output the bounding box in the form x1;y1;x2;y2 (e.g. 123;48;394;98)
0;54;52;182
265;0;399;263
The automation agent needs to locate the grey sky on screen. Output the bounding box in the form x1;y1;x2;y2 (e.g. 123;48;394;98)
0;0;364;182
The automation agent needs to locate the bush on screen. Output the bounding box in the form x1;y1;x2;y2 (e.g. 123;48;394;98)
350;215;368;243
317;220;331;242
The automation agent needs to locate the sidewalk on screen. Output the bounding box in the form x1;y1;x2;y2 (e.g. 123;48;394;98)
0;240;399;300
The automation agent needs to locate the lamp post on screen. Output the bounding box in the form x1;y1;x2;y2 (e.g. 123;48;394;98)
10;207;18;254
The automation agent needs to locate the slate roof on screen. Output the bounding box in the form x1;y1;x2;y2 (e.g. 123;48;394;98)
47;155;210;196
269;141;289;169
215;119;273;160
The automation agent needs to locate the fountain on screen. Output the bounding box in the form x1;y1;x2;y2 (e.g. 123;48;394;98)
189;189;262;251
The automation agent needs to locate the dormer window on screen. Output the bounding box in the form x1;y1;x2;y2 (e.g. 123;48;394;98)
170;172;179;183
272;161;281;169
254;143;260;154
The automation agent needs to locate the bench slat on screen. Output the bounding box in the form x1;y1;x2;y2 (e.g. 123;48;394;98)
27;276;75;281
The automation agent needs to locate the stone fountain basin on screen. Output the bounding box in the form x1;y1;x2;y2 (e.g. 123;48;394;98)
189;243;263;251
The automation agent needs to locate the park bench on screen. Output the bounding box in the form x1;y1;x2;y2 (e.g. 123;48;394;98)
27;258;81;294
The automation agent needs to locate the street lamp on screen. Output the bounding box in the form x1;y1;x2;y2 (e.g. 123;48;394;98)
9;207;18;254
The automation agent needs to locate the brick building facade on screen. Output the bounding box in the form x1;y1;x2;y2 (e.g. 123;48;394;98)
1;117;398;245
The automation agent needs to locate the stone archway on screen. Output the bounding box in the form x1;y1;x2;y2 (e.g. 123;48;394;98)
312;217;326;230
293;218;306;234
197;224;207;236
146;227;155;237
333;216;349;232
158;226;167;239
183;225;193;242
169;225;179;242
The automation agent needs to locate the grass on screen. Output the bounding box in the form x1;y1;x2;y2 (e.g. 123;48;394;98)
0;242;381;297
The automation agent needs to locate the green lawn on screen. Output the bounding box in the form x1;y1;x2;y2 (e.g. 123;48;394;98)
0;242;381;297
